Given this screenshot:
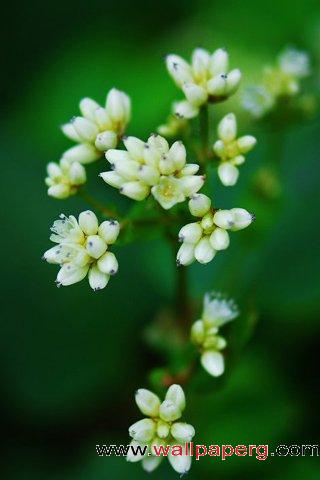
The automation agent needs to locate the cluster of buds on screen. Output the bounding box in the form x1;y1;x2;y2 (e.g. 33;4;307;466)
43;211;120;290
177;194;254;265
166;48;241;119
127;385;195;474
191;292;239;376
100;134;204;209
242;47;310;119
213;113;257;186
61;88;131;164
45;159;86;199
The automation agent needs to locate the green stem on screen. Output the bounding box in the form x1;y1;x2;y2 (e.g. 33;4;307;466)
78;189;118;218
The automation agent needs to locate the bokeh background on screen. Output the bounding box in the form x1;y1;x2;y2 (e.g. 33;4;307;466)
2;0;320;478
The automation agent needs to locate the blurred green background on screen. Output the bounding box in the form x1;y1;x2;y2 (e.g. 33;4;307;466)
2;0;320;478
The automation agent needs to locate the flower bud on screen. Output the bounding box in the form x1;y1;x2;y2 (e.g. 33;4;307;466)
123;136;145;162
97;251;118;275
188;193;211;217
168;450;192;475
194;237;216;264
166;54;193;87
106;88;131;125
213;139;227;158
218;113;237;142
213;210;235;229
73;116;99;142
62;144;101;164
99;171;125;188
79;97;100;121
86;235;107;259
191;319;205;344
143;144;161;167
138;165;160;185
168;141;186;170
147;134;169;154
192;48;210;80
233;155;245;166
207;74;228;96
47;162;62;180
79;210;99;235
201;212;214;230
142;456;162;472
174;100;199;119
105;149;131;164
165;384;186;411
120;181;149;201
229;208;254;230
126;440;146;463
129;418;156;442
237;135;257;153
57;264;89;287
135;389;161;417
182;82;207;107
69;162;86;185
179;222;202;244
48;184;70;199
156;419;170;439
159;155;176;175
171;422;195;442
210;48;229;74
95;130;118;151
210;228;230;250
98;220;120;244
113;158;140;181
179;175;205;196
61;123;81;142
225;68;241;93
94;107;112;130
218;162;239;186
201;350;224;377
176;243;195;266
159;400;181;422
180;164;199;176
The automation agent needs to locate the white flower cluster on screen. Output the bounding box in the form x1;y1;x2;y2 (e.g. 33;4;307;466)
177;194;254;265
127;385;195;474
45;159;86;199
61;88;131;165
43;211;120;290
242;47;310;119
191;292;239;376
213;113;256;186
166;48;241;119
100;134;204;209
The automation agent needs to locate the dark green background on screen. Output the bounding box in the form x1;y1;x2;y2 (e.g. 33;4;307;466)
2;0;320;478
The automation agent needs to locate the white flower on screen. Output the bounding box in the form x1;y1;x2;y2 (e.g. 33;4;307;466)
127;384;195;474
45;159;86;199
191;292;239;377
166;48;241;119
241;85;275;119
278;47;310;78
213;113;256;186
177;196;254;266
61;88;131;164
43;211;120;290
101;134;204;209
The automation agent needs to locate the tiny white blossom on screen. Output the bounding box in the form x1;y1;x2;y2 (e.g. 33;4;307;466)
166;47;241;119
213;113;256;186
61;88;131;164
191;292;239;377
101;134;203;209
177;195;254;266
128;384;195;474
43;211;120;290
45;159;86;199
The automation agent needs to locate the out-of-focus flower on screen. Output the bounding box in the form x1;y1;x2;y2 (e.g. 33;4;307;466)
100;134;204;209
166;48;241;118
157;113;188;138
213;113;256;186
61;89;131;164
43;211;120;290
45;159;86;199
177;194;254;266
127;384;195;474
191;292;239;377
242;47;311;119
